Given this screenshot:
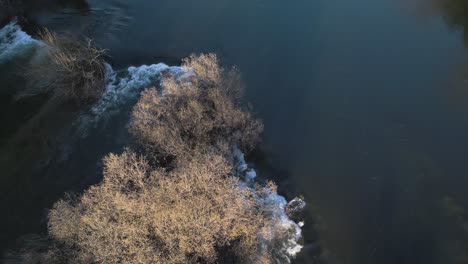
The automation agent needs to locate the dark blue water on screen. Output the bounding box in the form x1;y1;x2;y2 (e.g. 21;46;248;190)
2;0;468;263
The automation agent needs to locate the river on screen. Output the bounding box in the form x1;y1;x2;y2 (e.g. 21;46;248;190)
1;0;468;263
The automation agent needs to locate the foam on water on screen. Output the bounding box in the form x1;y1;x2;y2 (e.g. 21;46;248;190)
76;63;185;134
234;148;304;263
81;64;305;261
0;21;39;64
1;22;304;262
234;148;258;182
93;63;184;117
81;67;306;260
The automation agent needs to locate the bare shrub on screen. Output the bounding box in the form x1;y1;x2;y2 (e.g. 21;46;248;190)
26;29;106;103
129;53;263;162
183;53;222;86
6;54;291;264
17;150;272;264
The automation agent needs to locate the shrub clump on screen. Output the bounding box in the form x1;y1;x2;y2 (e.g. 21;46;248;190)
129;54;263;163
9;151;275;264
28;29;106;103
6;54;299;264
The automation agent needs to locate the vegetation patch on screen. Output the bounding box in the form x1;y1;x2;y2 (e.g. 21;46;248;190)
8;151;278;264
5;54;302;264
26;29;106;103
130;53;263;164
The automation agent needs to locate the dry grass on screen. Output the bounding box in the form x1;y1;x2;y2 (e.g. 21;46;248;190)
129;53;263;163
26;29;106;103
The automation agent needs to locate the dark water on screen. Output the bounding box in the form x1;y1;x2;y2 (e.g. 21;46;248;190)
2;0;468;263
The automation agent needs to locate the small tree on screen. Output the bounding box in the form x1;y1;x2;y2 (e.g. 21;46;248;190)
8;151;273;263
129;53;263;163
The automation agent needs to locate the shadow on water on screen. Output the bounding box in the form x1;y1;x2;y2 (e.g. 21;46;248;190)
382;2;468;263
434;0;468;43
409;0;468;44
0;20;130;254
0;91;132;254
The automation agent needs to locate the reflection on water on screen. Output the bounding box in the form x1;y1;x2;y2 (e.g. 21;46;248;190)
428;0;468;107
410;0;468;44
20;0;131;48
435;0;468;42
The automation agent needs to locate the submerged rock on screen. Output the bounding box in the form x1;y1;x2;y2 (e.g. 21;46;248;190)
286;197;307;222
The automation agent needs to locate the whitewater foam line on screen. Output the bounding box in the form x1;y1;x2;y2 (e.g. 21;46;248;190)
90;63;183;118
1;22;303;261
234;148;304;263
76;63;187;135
0;21;39;64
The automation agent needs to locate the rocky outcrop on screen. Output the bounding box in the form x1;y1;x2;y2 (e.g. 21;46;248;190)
286;197;307;222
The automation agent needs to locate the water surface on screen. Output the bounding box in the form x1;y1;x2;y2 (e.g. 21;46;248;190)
2;0;468;263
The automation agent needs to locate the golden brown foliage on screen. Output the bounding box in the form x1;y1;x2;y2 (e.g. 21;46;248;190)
30;150;269;264
7;54;282;264
129;53;263;162
27;29;106;102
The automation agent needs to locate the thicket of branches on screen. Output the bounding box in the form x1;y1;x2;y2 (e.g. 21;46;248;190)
8;151;276;264
5;54;290;264
129;54;263;164
25;29;106;103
